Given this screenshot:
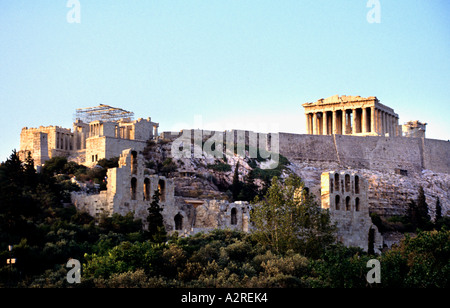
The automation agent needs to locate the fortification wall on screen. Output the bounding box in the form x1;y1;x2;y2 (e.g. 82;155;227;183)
335;135;424;173
85;136;147;165
423;138;450;173
274;133;339;162
279;133;450;175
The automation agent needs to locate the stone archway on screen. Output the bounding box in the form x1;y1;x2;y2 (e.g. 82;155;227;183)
174;213;183;231
230;208;237;225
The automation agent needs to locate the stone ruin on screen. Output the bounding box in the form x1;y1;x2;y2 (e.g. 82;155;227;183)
303;95;400;137
71;148;251;236
402;120;427;138
321;171;383;253
18;97;450;251
19;104;159;166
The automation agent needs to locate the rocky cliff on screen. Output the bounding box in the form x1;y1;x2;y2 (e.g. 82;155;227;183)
144;136;450;222
288;159;450;220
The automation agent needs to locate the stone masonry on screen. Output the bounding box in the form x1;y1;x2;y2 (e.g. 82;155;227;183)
71;148;251;235
19;98;449;247
303;95;399;137
19;105;159;167
321;171;383;253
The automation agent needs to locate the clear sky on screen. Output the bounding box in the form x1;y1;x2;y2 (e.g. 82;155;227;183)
1;0;449;163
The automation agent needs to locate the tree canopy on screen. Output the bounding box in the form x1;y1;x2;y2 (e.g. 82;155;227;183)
251;175;335;257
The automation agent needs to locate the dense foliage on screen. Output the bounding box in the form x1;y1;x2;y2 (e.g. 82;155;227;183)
251;175;335;257
0;150;449;288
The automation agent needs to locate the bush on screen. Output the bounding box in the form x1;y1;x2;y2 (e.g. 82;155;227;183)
380;229;450;288
207;161;232;172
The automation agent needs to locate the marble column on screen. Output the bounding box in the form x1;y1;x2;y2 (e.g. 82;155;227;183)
378;110;382;135
389;114;393;136
313;113;318;135
344;110;348;135
395;117;399;137
371;107;376;134
323;112;328;135
332;110;338;135
352;109;357;134
362;108;367;134
305;114;311;134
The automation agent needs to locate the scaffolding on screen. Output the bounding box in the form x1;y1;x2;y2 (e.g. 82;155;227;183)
74;104;134;123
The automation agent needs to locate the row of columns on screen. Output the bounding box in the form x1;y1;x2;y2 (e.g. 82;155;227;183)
90;123;102;138
306;107;398;137
115;125;132;139
56;131;74;151
74;131;87;150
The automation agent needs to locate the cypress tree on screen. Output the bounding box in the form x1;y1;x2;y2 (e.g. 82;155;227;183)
435;197;442;230
435;197;442;221
146;190;167;243
231;161;241;201
238;168;258;202
408;186;431;231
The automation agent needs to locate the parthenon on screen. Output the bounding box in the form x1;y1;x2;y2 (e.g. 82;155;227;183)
302;95;399;137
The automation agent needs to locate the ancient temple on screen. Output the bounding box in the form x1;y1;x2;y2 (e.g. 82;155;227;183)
303;95;399;137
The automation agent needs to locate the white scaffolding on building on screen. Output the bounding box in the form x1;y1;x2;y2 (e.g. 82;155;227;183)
74;104;135;123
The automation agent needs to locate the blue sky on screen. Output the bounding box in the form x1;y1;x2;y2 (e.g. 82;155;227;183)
1;0;449;162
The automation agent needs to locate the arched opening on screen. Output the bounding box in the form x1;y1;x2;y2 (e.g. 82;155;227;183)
330;179;334;194
158;179;166;202
174;213;183;231
346;196;351;211
335;195;340;210
345;174;351;192
355;197;360;211
131;151;138;175
355;175;360;194
334;173;340;191
131;177;137;200
231;208;237;225
144;178;151;201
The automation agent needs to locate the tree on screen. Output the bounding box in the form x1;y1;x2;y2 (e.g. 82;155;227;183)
408;186;432;231
434;197;450;230
23;152;38;188
99;212;142;234
435;197;442;221
231;162;241;201
42;156;68;176
237;168;258;202
146;190;167;243
380;229;450;288
251;175;335;257
0;150;42;220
